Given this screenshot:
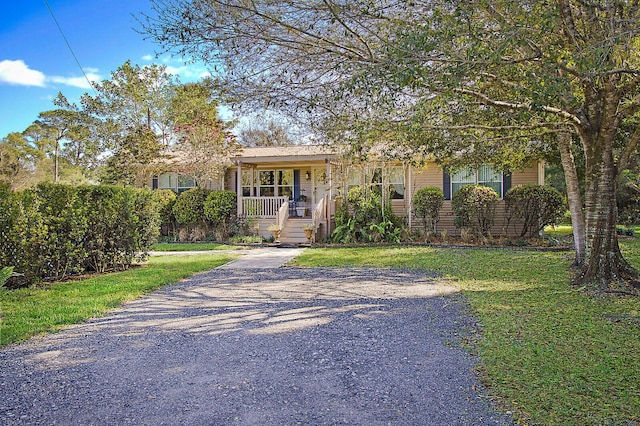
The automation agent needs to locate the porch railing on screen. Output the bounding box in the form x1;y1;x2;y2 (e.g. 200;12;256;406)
242;196;288;217
311;195;327;229
276;200;289;231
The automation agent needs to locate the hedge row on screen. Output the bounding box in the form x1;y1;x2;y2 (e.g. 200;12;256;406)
155;188;238;241
0;183;160;288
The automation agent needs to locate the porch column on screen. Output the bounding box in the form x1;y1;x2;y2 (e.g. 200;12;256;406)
326;159;332;235
407;164;412;230
237;161;243;216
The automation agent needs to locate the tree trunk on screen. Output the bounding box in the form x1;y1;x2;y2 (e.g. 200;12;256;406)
54;139;60;183
575;131;637;290
557;132;586;266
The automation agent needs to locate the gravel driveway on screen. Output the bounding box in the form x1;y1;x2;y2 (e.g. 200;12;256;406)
0;266;514;425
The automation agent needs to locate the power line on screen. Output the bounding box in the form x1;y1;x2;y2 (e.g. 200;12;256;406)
43;0;98;95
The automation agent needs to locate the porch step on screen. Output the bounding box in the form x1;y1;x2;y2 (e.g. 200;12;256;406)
280;218;313;244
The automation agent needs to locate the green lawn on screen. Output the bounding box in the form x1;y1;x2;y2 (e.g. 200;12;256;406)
291;242;640;425
150;242;244;251
0;253;236;346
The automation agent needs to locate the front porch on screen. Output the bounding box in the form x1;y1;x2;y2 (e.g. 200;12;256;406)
240;195;333;243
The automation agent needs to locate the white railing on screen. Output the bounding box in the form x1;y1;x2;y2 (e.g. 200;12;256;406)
276;199;289;231
242;196;288;217
311;195;327;229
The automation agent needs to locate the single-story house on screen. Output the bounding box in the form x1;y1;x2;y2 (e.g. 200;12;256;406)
151;145;544;243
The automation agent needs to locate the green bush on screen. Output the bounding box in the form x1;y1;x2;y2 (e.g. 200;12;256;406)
504;184;565;237
0;266;14;289
412;186;444;233
331;186;402;243
153;189;177;237
204;190;237;225
34;183;88;279
204;190;237;241
452;185;498;237
172;187;210;226
0;184;160;286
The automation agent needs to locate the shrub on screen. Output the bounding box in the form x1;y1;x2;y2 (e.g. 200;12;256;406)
153;189;177;237
0;266;14;289
617;174;640;226
412;186;444;233
33;183;88;279
0;184;160;286
172;187;210;226
331;186;402;243
452;185;498;237
204;190;237;240
78;185;160;272
504;184;565;238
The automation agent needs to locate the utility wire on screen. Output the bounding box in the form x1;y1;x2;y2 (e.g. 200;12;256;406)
43;0;98;95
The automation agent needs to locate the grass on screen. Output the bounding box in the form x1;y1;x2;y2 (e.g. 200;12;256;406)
290;242;640;425
0;253;236;346
150;242;243;251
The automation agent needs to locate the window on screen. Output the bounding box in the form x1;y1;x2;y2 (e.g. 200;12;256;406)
177;175;196;193
346;170;362;193
157;173;197;193
258;170;293;197
388;166;405;200
277;170;293;198
241;170;253;197
157;174;175;191
370;168;383;196
450;166;503;197
259;171;275;196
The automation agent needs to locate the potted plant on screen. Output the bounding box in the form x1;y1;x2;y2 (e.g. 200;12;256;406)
301;223;315;241
296;194;307;217
267;223;281;241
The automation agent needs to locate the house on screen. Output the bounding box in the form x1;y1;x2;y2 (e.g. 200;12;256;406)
153;145;544;243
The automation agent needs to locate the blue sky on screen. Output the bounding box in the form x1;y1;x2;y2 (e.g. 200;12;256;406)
0;0;214;139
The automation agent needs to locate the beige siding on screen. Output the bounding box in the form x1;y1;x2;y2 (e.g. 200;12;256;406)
407;161;541;237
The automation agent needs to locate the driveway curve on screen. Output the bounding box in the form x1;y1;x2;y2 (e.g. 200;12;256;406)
0;264;513;425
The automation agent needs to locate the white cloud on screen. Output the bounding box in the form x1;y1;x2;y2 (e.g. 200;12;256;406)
49;72;102;89
0;60;46;87
142;54;153;61
0;60;102;89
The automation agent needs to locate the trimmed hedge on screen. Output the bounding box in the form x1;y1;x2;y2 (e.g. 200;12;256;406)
504;184;564;237
452;185;498;237
412;186;444;233
204;190;237;240
0;183;160;288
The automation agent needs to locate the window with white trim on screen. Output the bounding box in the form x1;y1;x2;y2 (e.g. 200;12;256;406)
259;170;275;196
258;170;293;197
451;166;503;197
241;170;253;197
388;166;405;200
157;173;197;193
277;170;293;199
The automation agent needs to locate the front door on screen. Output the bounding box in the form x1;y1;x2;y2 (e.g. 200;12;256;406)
312;167;330;204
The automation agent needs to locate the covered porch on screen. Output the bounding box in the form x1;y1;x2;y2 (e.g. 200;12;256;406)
229;146;338;242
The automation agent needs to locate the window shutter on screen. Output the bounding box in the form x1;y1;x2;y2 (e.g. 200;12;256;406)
293;170;301;200
443;171;451;200
152;176;158;190
503;172;512;197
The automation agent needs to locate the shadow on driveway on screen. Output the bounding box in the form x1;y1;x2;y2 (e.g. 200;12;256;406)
0;267;513;425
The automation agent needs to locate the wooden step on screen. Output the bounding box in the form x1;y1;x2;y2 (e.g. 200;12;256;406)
279;218;313;243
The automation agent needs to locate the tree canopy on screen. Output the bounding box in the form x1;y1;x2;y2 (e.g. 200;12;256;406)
143;0;640;291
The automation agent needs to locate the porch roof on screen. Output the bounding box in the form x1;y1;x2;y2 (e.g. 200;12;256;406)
231;145;338;164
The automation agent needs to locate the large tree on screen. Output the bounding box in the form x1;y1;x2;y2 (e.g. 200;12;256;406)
144;0;640;291
170;80;240;183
